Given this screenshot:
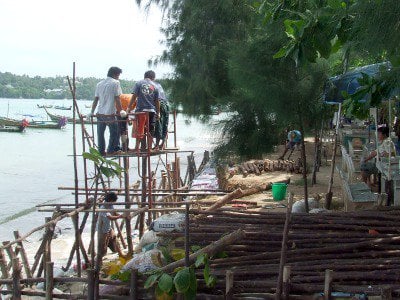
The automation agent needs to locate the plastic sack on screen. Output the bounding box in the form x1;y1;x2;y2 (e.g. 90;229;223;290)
151;212;185;233
292;198;320;213
102;258;125;276
121;249;163;273
135;230;159;252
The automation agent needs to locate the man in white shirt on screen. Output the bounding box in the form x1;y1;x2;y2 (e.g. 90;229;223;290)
88;67;123;156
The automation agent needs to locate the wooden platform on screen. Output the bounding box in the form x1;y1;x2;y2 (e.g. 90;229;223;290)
106;147;181;157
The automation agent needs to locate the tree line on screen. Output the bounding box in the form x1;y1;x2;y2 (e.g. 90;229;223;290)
0;72;139;100
137;0;400;159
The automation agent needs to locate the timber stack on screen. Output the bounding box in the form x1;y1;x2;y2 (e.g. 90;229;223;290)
161;206;400;298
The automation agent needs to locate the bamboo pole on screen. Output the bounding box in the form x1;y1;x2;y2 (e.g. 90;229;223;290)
12;257;21;299
282;265;291;300
71;214;81;277
225;270;234;300
324;269;333;300
46;262;54;300
0;248;10;290
275;193;294;299
159;229;245;273
86;268;94;300
130;268;138;300
13;231;32;279
62;212;89;272
1;205;88;250
184;203;190;267
67;65;82;278
123;151;133;255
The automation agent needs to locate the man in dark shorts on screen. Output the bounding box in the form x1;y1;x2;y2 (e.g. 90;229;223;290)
127;70;160;151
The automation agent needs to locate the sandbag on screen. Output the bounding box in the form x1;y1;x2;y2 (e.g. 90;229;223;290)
135;230;159;252
151;212;185;232
292;198;320;213
121;249;163;273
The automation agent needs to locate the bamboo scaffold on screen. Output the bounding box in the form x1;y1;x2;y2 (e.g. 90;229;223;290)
0;63;220;298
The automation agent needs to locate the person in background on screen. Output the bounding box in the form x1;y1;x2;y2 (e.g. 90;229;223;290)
361;126;396;188
119;94;132;150
153;81;169;150
96;192;127;268
279;130;302;160
127;70;160;151
393;116;400;155
87;67;124;156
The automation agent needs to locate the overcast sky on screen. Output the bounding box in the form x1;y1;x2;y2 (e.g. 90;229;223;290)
0;0;171;80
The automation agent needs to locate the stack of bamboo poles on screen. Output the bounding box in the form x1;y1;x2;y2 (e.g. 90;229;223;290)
161;207;400;298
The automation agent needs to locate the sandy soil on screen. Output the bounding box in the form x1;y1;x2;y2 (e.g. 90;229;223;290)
221;138;345;212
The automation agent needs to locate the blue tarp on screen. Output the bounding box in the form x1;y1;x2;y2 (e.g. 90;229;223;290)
323;62;392;104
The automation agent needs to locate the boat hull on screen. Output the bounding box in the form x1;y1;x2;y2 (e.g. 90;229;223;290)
0;125;25;132
0;116;64;129
44;108;96;124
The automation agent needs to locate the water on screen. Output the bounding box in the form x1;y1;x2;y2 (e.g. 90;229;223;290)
0;98;219;241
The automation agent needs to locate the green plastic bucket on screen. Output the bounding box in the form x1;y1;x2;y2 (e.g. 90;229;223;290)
272;183;287;201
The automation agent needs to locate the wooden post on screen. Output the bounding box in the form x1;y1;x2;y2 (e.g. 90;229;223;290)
130;268;138;300
32;227;52;275
86;268;94;300
46;262;54;300
166;163;172;190
324;269;333;300
43;217;52;280
37;253;44;278
140;139;147;239
275;193;294;300
0;248;10;290
381;286;392;300
123;153;133;256
13;231;32;278
282;265;291;300
72;214;82;277
184;203;190;267
69;64;82;279
225;270;234;300
12;257;21;300
325;103;342;209
176;157;181;188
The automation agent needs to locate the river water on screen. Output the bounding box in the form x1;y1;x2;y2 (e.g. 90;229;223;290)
0;98;219;241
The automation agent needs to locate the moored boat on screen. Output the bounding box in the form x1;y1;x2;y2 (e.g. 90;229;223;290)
37;104;53;109
44;107;96;124
0;116;26;127
29;120;66;129
54;105;72;110
0;125;26;133
0;116;66;129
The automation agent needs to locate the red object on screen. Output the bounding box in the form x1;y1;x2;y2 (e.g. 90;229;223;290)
21;119;30;128
232;204;247;209
368;229;379;235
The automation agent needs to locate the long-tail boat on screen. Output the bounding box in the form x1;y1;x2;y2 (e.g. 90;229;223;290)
0;116;66;129
44;107;96;124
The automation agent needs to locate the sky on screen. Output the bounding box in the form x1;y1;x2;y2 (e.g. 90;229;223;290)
0;0;172;80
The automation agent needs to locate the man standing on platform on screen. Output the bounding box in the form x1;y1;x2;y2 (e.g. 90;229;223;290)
87;66;124;156
153;81;169;150
127;70;160;151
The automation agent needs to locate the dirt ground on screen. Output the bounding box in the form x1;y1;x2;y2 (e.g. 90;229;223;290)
219;137;345;212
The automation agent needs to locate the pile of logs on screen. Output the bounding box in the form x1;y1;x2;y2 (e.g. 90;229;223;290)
234;158;305;177
160;208;400;298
